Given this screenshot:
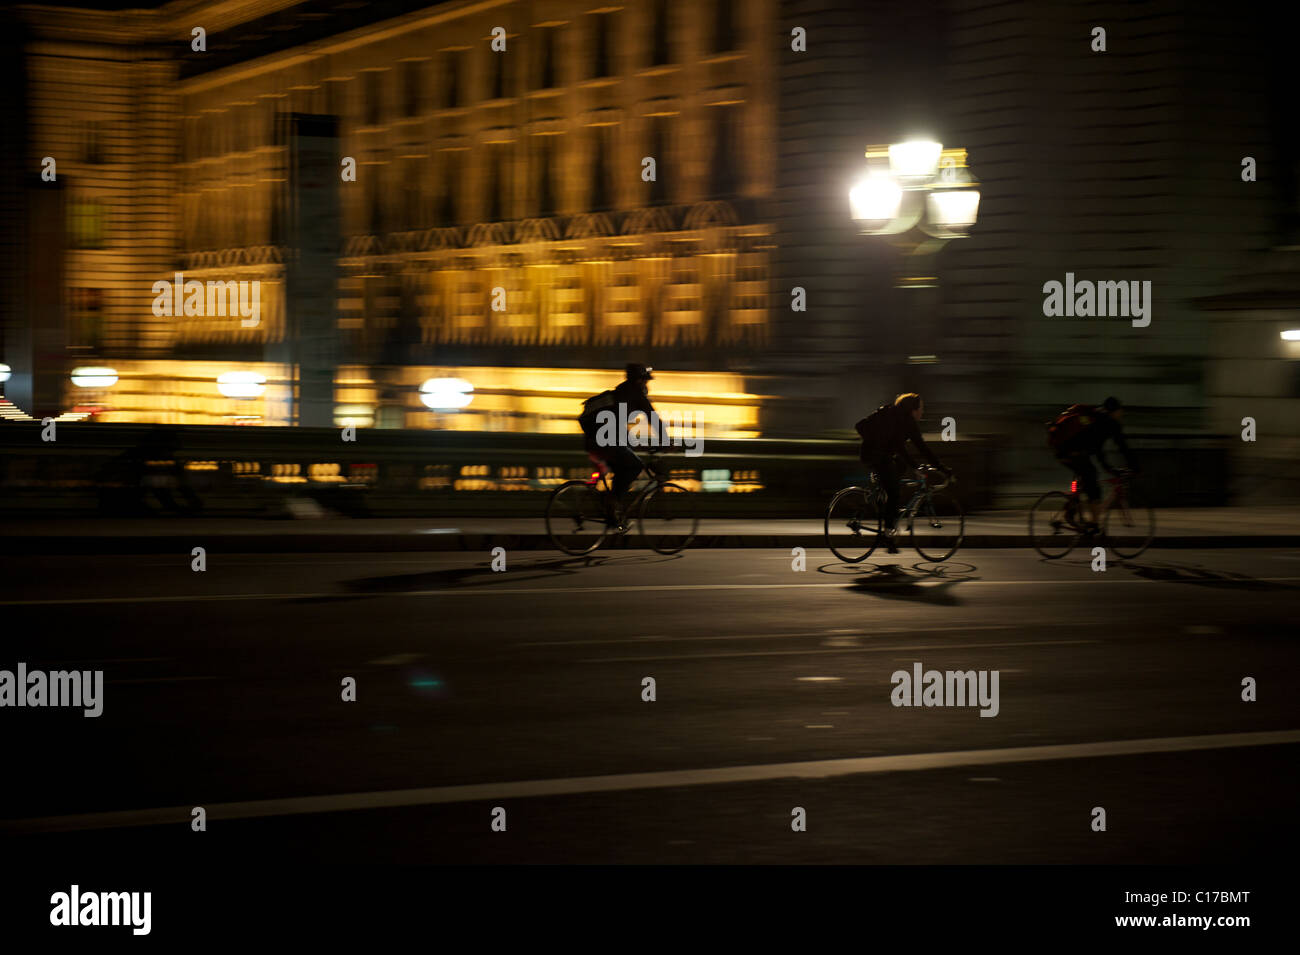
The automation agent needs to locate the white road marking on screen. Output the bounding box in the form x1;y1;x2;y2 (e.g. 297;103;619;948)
7;729;1297;835
578;638;1099;663
368;653;424;665
107;676;216;684
4;578;1298;607
518;624;1015;648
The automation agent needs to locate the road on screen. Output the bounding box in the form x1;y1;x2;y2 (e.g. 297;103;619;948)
3;546;1298;864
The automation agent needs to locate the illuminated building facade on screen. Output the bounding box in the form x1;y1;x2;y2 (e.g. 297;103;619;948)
1;0;1294;458
5;0;781;435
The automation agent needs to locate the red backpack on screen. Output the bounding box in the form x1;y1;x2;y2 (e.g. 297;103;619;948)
1046;403;1096;449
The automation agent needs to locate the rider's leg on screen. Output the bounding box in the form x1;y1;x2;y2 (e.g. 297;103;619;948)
869;453;902;552
1076;458;1102;527
584;439;617;523
872;453;901;531
608;447;643;522
1060;453;1097;527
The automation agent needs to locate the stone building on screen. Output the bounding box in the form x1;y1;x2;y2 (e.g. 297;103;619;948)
2;0;1295;492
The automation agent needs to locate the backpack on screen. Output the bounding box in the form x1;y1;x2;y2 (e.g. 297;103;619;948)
579;389;617;431
1046;403;1096;449
854;404;892;443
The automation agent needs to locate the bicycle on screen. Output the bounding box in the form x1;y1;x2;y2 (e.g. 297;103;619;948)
1028;470;1155;559
545;449;699;556
825;465;964;563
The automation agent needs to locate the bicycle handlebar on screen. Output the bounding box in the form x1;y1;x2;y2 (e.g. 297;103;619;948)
915;465;956;491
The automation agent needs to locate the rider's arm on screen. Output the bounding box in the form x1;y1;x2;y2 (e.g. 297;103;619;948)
905;417;943;470
626;391;668;447
1097;418;1135;473
1112;426;1137;471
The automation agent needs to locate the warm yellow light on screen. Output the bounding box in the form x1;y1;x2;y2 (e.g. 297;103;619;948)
927;189;980;228
71;367;118;388
334;404;375;427
421;377;474;410
889;140;943;179
216;371;267;398
849;173;903;221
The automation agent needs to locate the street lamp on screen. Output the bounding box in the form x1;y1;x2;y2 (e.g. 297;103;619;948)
420;377;475;412
849;141;980;394
70;366;118;388
217;371;267;399
849;140;981;285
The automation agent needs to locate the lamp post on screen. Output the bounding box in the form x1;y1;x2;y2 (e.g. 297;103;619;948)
849;141;980;393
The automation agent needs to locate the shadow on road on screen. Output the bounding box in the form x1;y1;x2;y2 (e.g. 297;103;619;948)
815;561;977;606
342;552;682;594
1126;561;1300;592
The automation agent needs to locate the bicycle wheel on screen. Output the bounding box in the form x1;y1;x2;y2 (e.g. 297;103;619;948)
545;481;610;555
1104;486;1155;558
637;482;698;554
909;490;965;562
1029;491;1079;559
824;486;881;563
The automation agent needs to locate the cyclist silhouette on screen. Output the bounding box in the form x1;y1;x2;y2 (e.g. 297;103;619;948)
855;393;950;554
1050;396;1138;532
578;363;666;529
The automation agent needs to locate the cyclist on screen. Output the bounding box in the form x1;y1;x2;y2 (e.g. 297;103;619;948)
1049;396;1138;533
855;393;951;554
579;363;666;529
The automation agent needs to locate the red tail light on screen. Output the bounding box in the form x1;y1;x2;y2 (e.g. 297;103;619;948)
1070;479;1079;494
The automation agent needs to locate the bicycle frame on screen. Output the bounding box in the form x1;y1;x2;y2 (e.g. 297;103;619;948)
585;452;671;525
868;469;950;530
1064;474;1127;526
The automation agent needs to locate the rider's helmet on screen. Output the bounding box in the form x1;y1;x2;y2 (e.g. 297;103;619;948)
1101;396;1121;412
625;362;654;381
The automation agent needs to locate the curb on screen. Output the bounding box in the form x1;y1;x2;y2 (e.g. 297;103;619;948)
2;533;1297;556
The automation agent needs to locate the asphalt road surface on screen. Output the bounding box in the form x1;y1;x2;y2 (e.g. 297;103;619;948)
3;546;1298;864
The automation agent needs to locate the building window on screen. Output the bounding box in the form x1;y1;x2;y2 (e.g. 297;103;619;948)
326;79;342;117
445;54;462;108
486;146;505;222
401;159;420;231
538;137;557;218
439;152;461;225
590;127;613;212
366;172;385;234
364;71;382;126
537;27;557;89
492;51;504;100
69;288;104;350
403;61;422;117
651;0;670;66
592;13;613;79
68;199;107;249
708;107;739;199
713;0;737;54
650;119;669;205
83;121;107;165
270;181;284;245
